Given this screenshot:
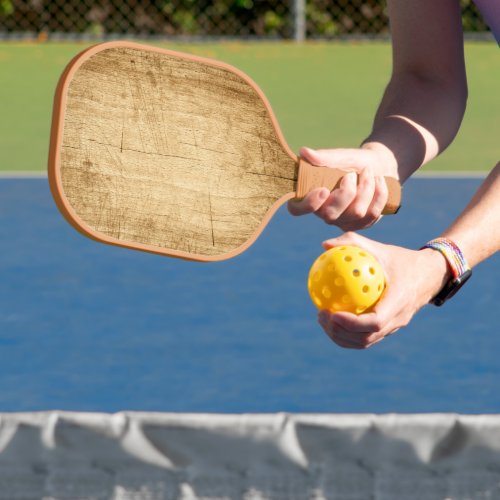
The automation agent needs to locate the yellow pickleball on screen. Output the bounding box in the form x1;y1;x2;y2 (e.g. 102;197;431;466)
308;245;385;314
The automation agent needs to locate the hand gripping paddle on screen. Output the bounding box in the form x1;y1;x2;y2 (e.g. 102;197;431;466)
49;41;401;262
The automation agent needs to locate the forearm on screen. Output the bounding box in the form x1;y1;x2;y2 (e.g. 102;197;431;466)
441;162;500;267
361;0;467;182
412;163;500;307
363;73;467;181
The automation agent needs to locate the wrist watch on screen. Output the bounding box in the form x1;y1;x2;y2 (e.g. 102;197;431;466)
421;238;472;306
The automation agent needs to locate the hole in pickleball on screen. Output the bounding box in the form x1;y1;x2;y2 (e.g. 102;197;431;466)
369;267;376;275
342;295;351;304
356;306;366;314
378;284;382;291
333;303;342;311
322;286;332;298
359;251;367;257
344;256;352;262
327;264;335;272
352;269;360;277
362;285;369;293
334;277;344;287
313;271;321;282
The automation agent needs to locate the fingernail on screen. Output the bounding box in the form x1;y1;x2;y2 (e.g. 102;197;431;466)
319;189;329;200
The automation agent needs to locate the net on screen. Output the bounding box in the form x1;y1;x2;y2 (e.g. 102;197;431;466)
1;412;500;499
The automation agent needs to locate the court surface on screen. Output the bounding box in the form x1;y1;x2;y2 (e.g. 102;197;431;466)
0;175;499;414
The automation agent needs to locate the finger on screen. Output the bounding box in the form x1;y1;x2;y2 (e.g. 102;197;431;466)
342;166;376;221
328;327;382;349
299;147;370;170
330;336;365;349
288;188;330;216
322;231;370;250
329;316;391;349
363;335;386;348
346;175;390;230
318;321;363;349
330;326;372;348
328;167;377;231
364;176;389;221
299;147;335;167
319;311;373;349
320;174;390;231
360;327;399;348
338;215;383;232
330;311;385;335
332;301;401;340
321;325;366;349
316;172;358;224
319;309;394;349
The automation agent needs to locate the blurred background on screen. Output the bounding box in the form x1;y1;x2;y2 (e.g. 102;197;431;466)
0;0;492;41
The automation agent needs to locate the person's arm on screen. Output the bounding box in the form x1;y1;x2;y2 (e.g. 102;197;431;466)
289;0;467;230
364;0;468;180
441;164;500;268
318;163;500;349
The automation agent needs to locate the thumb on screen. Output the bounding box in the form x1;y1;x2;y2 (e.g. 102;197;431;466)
322;231;369;250
299;147;328;166
300;147;368;171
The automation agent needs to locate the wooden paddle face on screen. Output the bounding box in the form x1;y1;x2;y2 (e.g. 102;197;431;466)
49;42;298;261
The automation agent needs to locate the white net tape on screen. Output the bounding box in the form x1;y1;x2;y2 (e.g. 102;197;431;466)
0;412;500;499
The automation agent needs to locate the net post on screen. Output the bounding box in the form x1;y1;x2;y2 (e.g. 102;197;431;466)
292;0;306;42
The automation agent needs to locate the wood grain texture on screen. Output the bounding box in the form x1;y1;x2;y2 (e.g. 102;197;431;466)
58;44;297;258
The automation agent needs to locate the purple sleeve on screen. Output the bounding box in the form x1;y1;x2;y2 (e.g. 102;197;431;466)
473;0;500;45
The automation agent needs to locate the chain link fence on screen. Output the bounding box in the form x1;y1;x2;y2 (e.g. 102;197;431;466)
0;0;491;40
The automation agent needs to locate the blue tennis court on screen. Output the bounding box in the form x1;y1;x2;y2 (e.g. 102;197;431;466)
0;175;498;413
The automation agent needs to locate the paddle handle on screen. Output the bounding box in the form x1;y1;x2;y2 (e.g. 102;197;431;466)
295;158;401;215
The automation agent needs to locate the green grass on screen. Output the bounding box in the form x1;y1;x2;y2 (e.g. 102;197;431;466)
0;41;497;172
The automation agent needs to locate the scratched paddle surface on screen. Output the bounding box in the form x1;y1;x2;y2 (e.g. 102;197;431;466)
50;43;401;262
56;45;296;258
0;177;498;412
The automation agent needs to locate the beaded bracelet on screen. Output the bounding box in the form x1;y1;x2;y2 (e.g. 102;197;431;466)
421;237;472;306
421;238;470;278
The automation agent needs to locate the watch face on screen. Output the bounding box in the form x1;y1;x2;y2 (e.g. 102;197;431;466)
432;269;472;306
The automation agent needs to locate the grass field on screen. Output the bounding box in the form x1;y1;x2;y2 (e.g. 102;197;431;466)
0;41;497;173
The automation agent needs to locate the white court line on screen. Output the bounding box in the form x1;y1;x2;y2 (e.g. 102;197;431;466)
0;171;47;178
414;170;487;178
0;170;489;179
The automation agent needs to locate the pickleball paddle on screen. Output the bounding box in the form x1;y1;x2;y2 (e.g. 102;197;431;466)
48;41;401;262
